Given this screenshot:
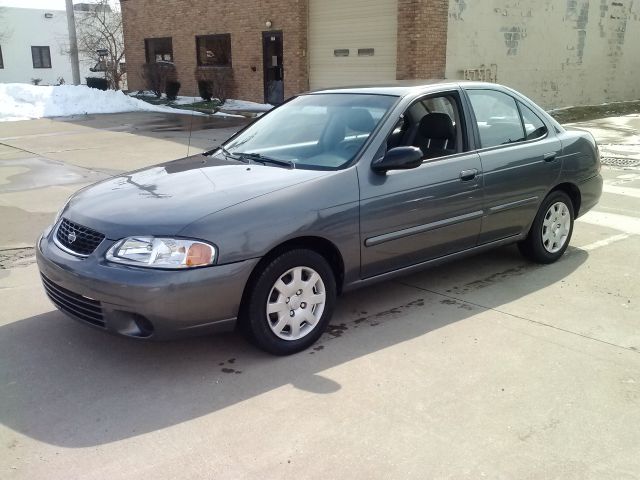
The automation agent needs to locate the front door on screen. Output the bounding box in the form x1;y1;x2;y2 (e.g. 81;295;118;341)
358;91;484;278
263;31;284;105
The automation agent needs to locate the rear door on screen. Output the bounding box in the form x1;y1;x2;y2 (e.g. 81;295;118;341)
358;90;483;278
464;88;562;244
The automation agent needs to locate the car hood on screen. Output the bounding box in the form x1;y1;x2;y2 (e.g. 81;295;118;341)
63;154;331;239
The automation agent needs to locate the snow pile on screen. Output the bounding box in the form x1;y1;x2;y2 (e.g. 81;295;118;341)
172;97;273;112
0;83;184;122
222;99;273;112
129;92;273;112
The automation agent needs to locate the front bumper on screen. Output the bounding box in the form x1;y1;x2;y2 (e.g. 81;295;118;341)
36;232;259;340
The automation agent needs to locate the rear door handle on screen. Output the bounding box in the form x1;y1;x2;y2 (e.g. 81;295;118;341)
460;169;478;181
543;152;558;162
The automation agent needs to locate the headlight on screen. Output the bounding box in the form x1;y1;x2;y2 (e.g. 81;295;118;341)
106;237;217;269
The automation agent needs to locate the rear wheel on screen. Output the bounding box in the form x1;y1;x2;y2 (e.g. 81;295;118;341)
241;249;336;355
518;190;574;264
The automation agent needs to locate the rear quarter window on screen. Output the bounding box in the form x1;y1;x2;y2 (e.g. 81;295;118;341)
519;102;548;140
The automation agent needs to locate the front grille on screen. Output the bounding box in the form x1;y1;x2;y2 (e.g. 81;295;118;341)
56;218;105;256
41;274;105;328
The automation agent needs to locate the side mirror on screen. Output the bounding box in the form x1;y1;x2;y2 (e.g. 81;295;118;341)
372;146;423;174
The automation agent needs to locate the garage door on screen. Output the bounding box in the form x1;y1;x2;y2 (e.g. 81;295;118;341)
308;0;398;90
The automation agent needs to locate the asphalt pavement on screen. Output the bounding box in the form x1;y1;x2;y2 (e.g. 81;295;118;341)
0;112;638;479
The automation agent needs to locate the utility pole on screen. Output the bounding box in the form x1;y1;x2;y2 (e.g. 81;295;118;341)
65;0;81;85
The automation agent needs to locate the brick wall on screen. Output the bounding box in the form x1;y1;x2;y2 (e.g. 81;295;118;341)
396;0;449;80
121;0;308;103
121;0;451;101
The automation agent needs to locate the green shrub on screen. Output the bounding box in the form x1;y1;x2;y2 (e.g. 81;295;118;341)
166;80;181;101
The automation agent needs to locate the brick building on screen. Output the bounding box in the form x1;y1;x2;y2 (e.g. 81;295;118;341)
121;0;640;108
120;0;448;104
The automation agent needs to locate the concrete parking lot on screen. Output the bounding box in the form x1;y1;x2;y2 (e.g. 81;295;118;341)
1;112;639;479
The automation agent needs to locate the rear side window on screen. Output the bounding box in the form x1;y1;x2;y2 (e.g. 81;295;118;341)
519;102;548;140
467;90;525;148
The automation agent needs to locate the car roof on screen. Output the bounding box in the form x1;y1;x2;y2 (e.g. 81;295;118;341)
308;80;500;97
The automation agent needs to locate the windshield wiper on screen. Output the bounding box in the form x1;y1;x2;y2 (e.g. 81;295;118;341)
236;152;295;169
218;146;250;163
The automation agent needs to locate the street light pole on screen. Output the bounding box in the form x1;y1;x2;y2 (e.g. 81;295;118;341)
65;0;81;85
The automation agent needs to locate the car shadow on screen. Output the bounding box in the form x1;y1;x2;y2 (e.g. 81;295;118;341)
0;245;588;447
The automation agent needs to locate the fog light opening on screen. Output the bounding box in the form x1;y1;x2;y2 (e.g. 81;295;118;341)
132;314;154;338
113;311;155;338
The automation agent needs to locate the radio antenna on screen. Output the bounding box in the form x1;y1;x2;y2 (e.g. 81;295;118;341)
186;84;196;157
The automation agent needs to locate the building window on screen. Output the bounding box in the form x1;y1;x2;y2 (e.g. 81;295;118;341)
358;48;375;56
196;34;232;67
0;45;4;69
145;37;173;63
31;46;52;69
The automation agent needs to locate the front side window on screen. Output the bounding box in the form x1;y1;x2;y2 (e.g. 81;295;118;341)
386;94;463;160
196;34;231;67
145;37;173;63
467;89;525;148
31;46;51;69
224;94;398;170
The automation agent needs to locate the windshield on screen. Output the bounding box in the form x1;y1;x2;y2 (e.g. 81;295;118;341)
224;93;398;170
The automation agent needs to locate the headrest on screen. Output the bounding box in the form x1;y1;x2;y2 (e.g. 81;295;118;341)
324;117;346;146
345;108;376;132
419;113;455;141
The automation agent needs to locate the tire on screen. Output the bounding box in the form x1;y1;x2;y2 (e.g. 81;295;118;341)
240;249;337;355
518;190;575;264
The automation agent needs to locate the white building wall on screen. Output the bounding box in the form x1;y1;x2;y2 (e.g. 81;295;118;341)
0;7;94;85
445;0;640;108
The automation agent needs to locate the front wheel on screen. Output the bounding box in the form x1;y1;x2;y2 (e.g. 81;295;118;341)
240;249;337;355
518;190;575;264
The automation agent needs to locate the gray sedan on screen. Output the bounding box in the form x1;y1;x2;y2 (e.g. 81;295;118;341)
37;81;602;355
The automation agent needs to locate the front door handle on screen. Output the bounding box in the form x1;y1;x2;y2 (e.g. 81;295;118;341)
543;152;558;162
460;169;478;181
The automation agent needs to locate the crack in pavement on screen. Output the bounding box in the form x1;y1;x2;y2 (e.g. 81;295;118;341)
0;143;117;192
0;247;37;269
396;280;639;355
0;141;120;176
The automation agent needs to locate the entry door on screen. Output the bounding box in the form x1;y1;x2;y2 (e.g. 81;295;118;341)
476;138;562;244
359;92;484;278
358;153;484;278
263;31;284;105
465;89;563;244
